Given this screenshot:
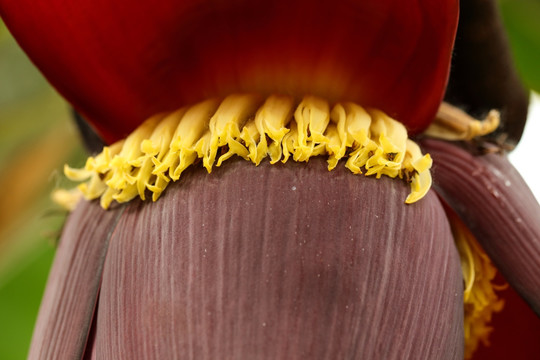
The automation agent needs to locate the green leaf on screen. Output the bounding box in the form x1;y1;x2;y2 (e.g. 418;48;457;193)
499;0;540;92
0;244;55;360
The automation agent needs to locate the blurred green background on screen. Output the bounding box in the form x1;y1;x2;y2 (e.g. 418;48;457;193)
0;1;539;358
0;18;86;360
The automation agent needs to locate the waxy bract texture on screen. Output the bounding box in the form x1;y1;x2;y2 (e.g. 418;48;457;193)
31;159;464;359
422;139;540;315
0;0;458;143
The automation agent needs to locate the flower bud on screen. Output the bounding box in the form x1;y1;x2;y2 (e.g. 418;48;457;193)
31;158;464;359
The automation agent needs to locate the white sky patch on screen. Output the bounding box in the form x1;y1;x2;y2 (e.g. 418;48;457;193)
509;92;540;202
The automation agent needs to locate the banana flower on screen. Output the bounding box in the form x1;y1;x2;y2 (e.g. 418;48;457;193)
0;0;539;359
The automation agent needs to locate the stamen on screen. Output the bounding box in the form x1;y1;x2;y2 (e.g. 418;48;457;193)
449;210;506;359
402;140;433;204
425;102;500;141
63;94;433;209
51;188;83;211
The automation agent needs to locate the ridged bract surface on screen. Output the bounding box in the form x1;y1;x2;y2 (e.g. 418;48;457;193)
422;139;540;315
31;158;463;359
28;200;126;359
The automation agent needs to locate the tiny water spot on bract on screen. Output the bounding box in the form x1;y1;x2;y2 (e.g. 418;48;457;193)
291;185;297;191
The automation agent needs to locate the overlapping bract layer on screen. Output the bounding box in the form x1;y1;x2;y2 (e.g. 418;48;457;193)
422;139;540;316
36;159;465;360
64;95;432;209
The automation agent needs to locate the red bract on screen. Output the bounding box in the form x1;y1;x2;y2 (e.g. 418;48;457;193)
0;0;458;143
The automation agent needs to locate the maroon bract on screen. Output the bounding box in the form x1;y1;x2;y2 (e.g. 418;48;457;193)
33;159;465;359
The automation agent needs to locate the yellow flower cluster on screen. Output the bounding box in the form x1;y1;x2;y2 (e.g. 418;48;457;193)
64;94;432;209
451;212;506;359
